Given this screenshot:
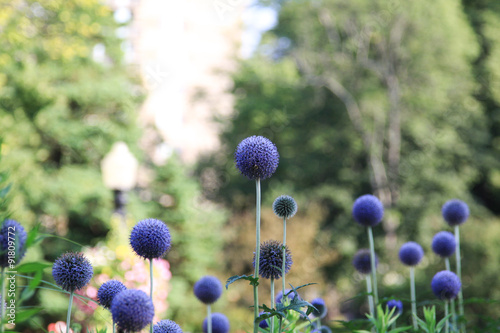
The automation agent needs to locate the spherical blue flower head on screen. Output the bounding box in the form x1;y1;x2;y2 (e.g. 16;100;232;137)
276;289;301;304
203;313;230;333
52;252;93;292
253;240;292;279
154;319;183;333
386;299;403;315
193;275;223;304
431;231;456;258
273;195;298;219
310;297;327;318
130;218;171;260
234;136;279;180
0;219;27;267
258;311;269;329
352;249;378;275
399;242;424;266
352;195;384;227
111;289;154;332
442;199;469;226
97;280;127;309
431;271;461;300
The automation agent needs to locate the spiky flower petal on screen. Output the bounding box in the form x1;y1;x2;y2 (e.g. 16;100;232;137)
352;249;378;274
130;218;171;260
431;271;461;300
154;319;183;333
352;195;384;227
52;252;93;292
111;289;154;331
203;313;230;333
234;136;279;180
253;240;292;280
97;280;127;309
399;242;424;266
442;199;469;226
273;195;298;219
193;275;223;304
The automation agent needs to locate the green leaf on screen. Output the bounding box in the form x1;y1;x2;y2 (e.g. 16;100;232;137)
225;274;259;289
14;307;42;322
16;262;52;273
24;223;41;249
388;326;413;333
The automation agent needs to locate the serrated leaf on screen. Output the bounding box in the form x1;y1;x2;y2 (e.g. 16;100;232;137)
225;274;259;289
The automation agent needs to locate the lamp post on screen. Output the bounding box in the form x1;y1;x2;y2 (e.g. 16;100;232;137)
101;142;138;224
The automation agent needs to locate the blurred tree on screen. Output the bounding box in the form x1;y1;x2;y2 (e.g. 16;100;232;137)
0;0;227;331
196;0;500;329
0;0;143;256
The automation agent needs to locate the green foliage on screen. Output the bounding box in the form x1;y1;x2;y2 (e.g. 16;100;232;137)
354;305;411;333
414;306;451;333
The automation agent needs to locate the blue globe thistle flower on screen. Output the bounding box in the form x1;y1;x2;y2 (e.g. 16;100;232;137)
310;297;327;318
386;299;403;315
399;242;424;266
352;249;378;275
97;280;127;309
154;319;183;333
258;311;269;329
130;218;171;260
111;289;155;332
276;289;301;304
431;271;461;300
253;240;292;279
0;219;27;268
273;195;298;219
52;252;93;292
203;313;230;333
352;195;384;227
431;231;456;258
442;199;469;226
193;275;223;304
234;136;279;180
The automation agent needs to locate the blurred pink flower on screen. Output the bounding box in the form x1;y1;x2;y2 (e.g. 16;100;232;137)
48;322;73;333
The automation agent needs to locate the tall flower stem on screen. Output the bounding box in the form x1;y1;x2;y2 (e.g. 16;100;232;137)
410;267;417;331
270;277;275;333
282;217;287;297
1;267;4;333
367;226;379;307
253;179;261;333
66;291;74;333
207;304;212;333
445;301;449;333
150;258;154;333
366;274;374;317
445;258;457;330
454;226;465;333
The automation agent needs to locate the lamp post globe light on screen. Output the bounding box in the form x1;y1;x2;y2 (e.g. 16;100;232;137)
101;142;138;221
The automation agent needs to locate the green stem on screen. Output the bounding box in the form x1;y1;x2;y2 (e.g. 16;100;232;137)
366;274;374;317
1;267;4;333
113;322;115;333
254;179;261;333
445;257;451;272
282;217;287;298
150;258;154;333
454;226;465;333
207;304;212;333
445;301;449;333
270;277;275;333
66;291;74;333
410;267;417;331
445;257;457;330
367;226;379;307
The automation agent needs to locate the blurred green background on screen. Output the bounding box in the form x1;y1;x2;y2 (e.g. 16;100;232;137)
2;0;500;331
